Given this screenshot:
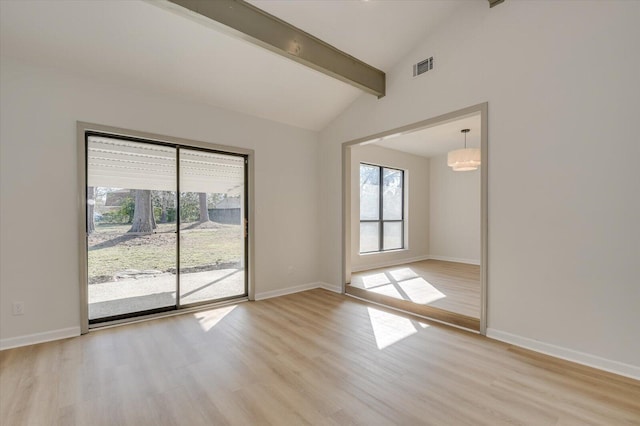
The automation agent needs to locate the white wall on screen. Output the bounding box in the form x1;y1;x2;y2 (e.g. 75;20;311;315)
0;58;322;343
320;0;640;372
350;144;429;272
429;154;480;264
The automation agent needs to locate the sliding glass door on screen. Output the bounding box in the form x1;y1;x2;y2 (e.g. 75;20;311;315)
87;136;177;322
86;134;247;324
178;149;246;306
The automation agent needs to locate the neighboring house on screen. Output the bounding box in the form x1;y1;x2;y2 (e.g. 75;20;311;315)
104;189;132;208
97;189;133;221
209;197;241;224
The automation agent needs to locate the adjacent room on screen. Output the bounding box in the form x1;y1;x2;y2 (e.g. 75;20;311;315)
1;0;638;424
346;112;484;331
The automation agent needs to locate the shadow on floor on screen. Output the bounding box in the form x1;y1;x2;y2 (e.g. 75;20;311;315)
89;292;176;320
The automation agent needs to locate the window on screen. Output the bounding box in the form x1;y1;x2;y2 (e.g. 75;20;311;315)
359;163;404;253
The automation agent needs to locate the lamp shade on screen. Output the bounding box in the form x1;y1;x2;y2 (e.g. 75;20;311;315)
447;148;481;171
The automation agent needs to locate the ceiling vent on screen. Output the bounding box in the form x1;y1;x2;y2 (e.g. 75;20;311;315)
413;57;433;77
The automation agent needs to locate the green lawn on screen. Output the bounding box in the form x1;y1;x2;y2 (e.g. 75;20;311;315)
88;222;242;281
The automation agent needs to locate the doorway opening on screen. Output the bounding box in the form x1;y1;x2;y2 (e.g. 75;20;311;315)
79;124;252;330
342;103;487;333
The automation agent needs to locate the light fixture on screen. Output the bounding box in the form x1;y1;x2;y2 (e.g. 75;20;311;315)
447;129;480;171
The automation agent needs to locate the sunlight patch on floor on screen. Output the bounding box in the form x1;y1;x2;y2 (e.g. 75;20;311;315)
368;284;403;299
397;277;446;304
367;307;428;349
361;272;391;288
388;268;419;282
194;305;237;332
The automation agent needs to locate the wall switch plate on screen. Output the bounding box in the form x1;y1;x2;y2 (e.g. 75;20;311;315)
12;302;24;316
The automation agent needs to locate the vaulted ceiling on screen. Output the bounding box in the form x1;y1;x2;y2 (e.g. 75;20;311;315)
247;0;463;72
0;0;466;131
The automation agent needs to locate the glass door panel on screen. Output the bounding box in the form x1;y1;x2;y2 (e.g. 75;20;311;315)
178;149;246;305
87;136;177;322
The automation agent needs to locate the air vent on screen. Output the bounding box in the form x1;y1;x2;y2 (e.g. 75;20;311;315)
413;57;434;77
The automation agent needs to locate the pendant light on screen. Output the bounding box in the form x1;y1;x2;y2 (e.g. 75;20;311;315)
447;129;480;171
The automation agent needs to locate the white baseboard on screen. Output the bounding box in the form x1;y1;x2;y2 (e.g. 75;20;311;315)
351;255;431;273
317;282;342;293
1;284;341;349
0;326;81;351
255;282;341;301
428;255;480;265
486;328;640;381
352;255;480;272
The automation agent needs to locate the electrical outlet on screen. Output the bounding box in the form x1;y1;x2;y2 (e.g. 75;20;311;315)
12;302;24;316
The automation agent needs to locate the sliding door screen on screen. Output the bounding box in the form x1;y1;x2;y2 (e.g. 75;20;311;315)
86;134;247;324
359;163;404;253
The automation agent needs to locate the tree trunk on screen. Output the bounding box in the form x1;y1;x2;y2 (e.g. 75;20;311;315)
87;186;95;234
128;189;154;233
160;192;168;223
151;203;157;230
199;192;210;223
157;191;169;223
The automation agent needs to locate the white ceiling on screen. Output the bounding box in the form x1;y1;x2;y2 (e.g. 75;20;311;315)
372;113;481;158
0;0;465;131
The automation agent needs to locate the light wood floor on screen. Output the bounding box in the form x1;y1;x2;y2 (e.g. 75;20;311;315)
1;289;638;425
349;260;481;330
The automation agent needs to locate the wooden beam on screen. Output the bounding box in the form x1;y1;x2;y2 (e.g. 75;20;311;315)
164;0;386;97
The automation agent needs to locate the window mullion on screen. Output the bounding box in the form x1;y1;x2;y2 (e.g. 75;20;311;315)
379;166;383;251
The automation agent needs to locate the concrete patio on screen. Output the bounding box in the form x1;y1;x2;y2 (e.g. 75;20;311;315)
88;268;245;320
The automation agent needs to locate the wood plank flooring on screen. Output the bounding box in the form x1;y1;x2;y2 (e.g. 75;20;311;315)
1;289;638;425
349;260;481;330
345;285;480;331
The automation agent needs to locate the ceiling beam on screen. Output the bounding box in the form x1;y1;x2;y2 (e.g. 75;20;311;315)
164;0;386;98
488;0;505;7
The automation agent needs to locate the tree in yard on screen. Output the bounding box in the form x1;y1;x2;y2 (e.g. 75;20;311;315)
199;192;210;223
179;192;198;222
154;191;171;223
158;196;167;223
151;203;157;229
87;186;95;233
128;189;155;233
117;195;135;224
